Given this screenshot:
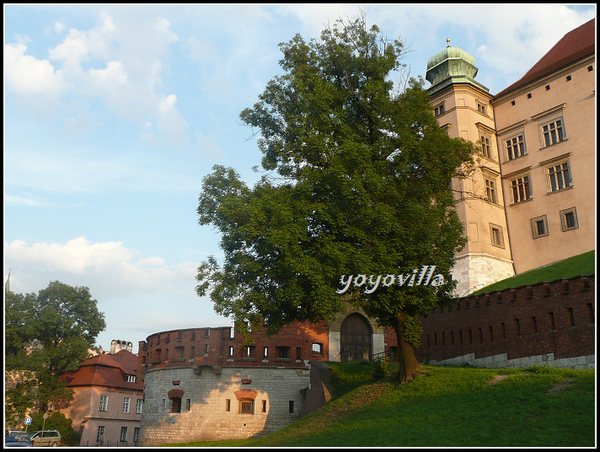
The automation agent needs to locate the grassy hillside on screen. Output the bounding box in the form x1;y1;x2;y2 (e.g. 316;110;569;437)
169;361;596;448
470;250;595;296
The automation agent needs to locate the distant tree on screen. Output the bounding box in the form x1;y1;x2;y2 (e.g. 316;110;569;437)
196;14;474;382
5;281;106;422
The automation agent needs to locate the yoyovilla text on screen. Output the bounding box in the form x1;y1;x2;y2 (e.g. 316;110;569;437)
336;265;444;294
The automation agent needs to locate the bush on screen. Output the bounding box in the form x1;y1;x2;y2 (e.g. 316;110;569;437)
29;412;80;446
372;357;390;380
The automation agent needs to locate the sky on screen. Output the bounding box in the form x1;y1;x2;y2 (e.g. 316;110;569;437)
4;4;596;351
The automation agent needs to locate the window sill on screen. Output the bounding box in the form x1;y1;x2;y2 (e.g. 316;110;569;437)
546;185;574;196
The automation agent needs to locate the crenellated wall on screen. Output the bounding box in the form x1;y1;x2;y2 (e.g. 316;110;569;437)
413;275;595;368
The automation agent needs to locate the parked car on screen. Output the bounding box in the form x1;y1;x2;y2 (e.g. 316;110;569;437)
5;432;32;447
30;430;61;447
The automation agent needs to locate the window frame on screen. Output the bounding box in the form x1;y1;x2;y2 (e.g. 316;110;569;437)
122;397;131;414
531;215;549;239
99;395;109;412
546;160;572;192
489;224;505;249
509;174;532;204
505;133;527;160
560;207;579;232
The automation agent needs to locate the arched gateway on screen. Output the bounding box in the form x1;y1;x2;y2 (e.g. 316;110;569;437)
340;313;372;361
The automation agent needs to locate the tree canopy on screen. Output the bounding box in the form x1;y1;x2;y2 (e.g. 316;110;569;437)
196;15;474;381
5;280;106;424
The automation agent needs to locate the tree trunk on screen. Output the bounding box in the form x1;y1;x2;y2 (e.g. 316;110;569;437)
394;312;419;383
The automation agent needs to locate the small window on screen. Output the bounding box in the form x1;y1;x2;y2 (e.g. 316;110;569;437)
288;400;295;414
560;207;579;231
225;399;231;412
545;84;551;90
477;102;487;114
263;347;268;358
511;100;516;106
262;400;267;413
566;75;572;81
277;346;290;359
120;427;128;443
228;346;234;358
490;224;504;248
240;400;253;414
527;93;532;99
186;399;191;412
531;215;549;239
311;343;323;355
434;103;445;116
587;65;593;72
96;426;105;445
126;375;136;383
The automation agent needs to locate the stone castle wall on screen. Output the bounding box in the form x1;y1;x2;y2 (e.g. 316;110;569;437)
140;364;313;446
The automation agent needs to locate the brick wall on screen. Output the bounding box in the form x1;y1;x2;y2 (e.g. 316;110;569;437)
137;321;330;378
410;275;595;368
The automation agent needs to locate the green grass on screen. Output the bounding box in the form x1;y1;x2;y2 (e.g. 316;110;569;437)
167;362;596;448
471;250;595;295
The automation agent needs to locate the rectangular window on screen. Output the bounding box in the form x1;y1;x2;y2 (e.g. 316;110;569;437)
485;179;497;203
277;346;290;359
296;347;302;360
289;400;295;414
481;136;491;158
205;344;210;355
126;375;136;383
262;400;267;413
228;346;234;357
434;103;445;116
96;427;105;445
263;347;268;358
548;162;572;192
542;119;565;146
120;427;128;443
312;343;323;354
531;215;549;239
123;397;131;414
531;317;538;334
567;308;575;327
135;398;143;414
240;401;253;414
133;427;141;445
99;395;109;412
477;102;487;114
515;319;521;336
186;399;191;412
560;208;579;231
226;399;231;412
490;224;504;248
506;134;526;160
510;175;531;203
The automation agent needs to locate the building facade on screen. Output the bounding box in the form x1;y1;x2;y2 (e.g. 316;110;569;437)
60;348;144;447
492;18;595;274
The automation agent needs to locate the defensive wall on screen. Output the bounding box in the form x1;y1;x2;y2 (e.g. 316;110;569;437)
413;274;595;368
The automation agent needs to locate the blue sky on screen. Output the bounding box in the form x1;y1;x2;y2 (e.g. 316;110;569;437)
4;4;596;350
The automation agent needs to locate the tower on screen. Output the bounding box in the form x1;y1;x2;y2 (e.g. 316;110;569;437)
425;40;515;296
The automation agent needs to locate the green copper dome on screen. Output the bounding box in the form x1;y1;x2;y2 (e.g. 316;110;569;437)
425;39;488;94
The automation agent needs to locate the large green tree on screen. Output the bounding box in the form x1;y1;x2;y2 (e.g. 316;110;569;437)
5;281;106;423
196;15;474;382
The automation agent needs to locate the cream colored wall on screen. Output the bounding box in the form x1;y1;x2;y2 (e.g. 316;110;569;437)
493;56;595;273
430;83;514;294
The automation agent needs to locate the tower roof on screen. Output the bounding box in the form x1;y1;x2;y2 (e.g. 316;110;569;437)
494;18;595;99
425;39;489;95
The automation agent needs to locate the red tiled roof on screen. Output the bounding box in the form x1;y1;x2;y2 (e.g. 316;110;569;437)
494;18;595;98
61;350;143;391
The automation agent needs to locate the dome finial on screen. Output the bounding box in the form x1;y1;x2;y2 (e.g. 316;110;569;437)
446;38;451;47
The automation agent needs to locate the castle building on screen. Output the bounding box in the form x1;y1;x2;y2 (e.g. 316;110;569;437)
136;19;595;446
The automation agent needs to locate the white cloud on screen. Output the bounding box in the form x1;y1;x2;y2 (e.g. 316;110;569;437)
4;237;199;301
4;43;63;96
5;9;187;149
